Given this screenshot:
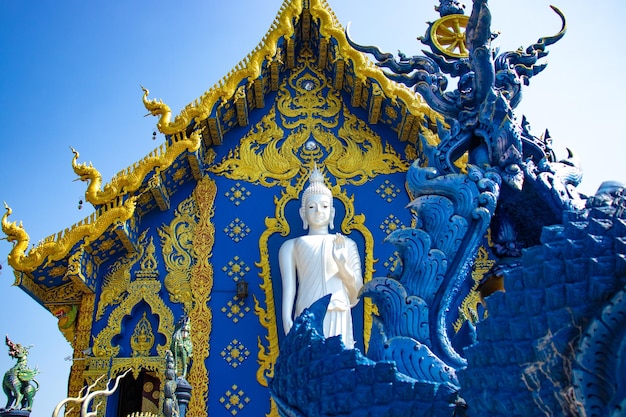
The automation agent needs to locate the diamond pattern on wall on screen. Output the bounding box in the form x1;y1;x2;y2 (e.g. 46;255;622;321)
383;252;401;275
380;214;405;235
220;339;251;369
225;182;251;206
219;384;251;415
376;179;402;203
224;218;251;243
221;296;251;323
222;256;251;282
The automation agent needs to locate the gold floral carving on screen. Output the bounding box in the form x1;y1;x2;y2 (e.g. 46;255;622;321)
92;278;172;358
276;61;342;127
2;197;137;273
325;107;409;185
96;231;146;320
111;357;164;385
137;237;159;279
186;176;217;417
158;195;198;313
211;53;408;188
209;109;298;186
92;235;174;359
71;129;201;207
43;282;83;305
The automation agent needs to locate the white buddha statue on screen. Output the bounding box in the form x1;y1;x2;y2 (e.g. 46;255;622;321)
279;166;363;347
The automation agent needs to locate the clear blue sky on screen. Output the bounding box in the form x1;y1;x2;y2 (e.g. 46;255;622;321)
1;1;624;415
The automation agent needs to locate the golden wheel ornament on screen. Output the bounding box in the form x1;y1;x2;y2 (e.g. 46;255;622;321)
429;14;470;58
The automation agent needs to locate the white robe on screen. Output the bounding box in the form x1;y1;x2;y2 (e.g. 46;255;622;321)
291;234;361;347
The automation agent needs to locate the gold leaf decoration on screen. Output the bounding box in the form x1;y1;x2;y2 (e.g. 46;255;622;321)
96;231;145;320
66;293;95;417
131;312;156;357
158;195;198;313
92;232;173;359
209;108;299;187
186;176;217;417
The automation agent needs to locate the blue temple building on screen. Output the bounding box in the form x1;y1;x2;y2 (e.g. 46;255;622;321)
2;1;624;416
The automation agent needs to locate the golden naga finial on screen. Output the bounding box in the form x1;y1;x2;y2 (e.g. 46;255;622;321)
3;194;138;273
2;202;30;270
71;146;105;206
141;86;172;133
71;126;202;207
141;85;208;135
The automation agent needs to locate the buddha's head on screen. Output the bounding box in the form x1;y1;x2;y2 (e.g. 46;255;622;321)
300;166;335;231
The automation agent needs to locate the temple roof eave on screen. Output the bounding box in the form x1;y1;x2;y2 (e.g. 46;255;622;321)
144;0;443;140
1;195;136;274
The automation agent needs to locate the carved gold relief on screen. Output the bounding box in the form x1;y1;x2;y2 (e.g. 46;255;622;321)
453;246;495;332
224;218;251;243
209;109;297;186
48;265;66;278
136;237;159;279
67;293;95;417
158;195;198;313
327;107;409;184
96;230;147;320
224;183;252;206
221;339;251;369
222;295;252;324
92;231;174;359
157;177;217;417
131;312;156;357
211;53;408;188
186;176;217;417
92;278;172;358
375;180;403;203
43;282;83;305
277;60;341;127
65;250;91;293
219;384;251;416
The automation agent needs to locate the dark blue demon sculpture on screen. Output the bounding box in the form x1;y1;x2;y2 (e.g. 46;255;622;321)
269;0;626;416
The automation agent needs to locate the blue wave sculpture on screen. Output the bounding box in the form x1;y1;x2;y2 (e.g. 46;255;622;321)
268;295;463;417
269;0;626;415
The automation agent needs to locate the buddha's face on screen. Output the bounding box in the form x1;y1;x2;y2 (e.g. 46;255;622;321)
300;193;334;229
